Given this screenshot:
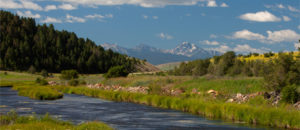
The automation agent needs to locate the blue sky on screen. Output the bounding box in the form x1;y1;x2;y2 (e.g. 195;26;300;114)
1;0;300;54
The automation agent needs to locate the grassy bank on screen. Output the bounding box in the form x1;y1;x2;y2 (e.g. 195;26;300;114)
13;85;63;100
0;111;113;130
54;86;300;129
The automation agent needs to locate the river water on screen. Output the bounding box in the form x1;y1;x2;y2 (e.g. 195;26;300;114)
0;87;269;130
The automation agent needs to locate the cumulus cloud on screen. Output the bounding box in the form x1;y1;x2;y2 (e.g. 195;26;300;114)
85;14;113;21
142;15;148;19
207;0;217;7
41;16;62;23
52;0;206;8
66;14;85;23
45;5;57;11
233;44;266;54
232;29;265;41
201;40;219;45
239;11;281;22
231;29;300;44
58;3;76;10
208;44;267;54
266;29;300;43
282;16;291;22
298;25;300;30
0;0;42;10
220;3;228;7
16;10;40;18
152;16;159;19
158;33;173;40
208;45;230;53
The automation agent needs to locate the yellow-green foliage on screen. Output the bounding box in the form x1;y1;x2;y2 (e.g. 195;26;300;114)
54;86;300;129
0;111;113;130
237;51;300;62
13;85;63;100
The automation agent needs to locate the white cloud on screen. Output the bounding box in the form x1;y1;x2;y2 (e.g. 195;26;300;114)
152;16;158;19
53;0;206;8
298;25;300;30
0;0;42;10
294;42;300;50
232;29;265;41
142;15;148;19
58;3;76;10
208;45;230;53
201;40;219;45
210;34;217;38
41;16;62;23
16;10;40;18
220;3;228;7
45;5;57;11
282;16;291;22
239;11;281;22
288;5;300;12
233;44;266;54
85;14;113;21
266;29;300;43
158;33;173;40
207;0;217;7
277;4;285;9
231;29;300;44
66;14;85;23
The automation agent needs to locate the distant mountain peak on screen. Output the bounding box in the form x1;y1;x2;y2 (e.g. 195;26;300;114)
100;42;221;65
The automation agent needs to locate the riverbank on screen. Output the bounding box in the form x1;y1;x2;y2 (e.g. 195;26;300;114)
54;86;300;129
0;111;113;130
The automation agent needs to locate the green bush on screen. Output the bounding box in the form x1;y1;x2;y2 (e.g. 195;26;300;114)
68;79;79;86
281;85;299;104
104;66;129;78
35;78;48;85
79;80;87;85
41;69;48;78
60;70;79;80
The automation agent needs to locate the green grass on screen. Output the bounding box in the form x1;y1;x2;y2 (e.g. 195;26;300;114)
0;111;113;130
54;86;300;129
13;85;63;100
175;77;266;95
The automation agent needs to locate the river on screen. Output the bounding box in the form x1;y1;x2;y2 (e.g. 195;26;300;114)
0;87;269;130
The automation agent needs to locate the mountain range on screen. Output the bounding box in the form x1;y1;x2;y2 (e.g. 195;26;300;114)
101;42;221;65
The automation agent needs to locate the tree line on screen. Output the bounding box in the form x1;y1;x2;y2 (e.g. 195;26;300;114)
0;10;140;73
170;51;300;92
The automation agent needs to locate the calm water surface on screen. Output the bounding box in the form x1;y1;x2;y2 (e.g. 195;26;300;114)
0;87;271;130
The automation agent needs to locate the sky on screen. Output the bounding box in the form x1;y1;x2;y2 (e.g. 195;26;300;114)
1;0;300;54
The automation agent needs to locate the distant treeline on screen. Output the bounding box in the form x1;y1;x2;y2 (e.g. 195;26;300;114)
0;10;139;73
170;51;300;91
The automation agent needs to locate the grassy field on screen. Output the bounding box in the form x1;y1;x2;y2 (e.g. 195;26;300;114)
0;111;113;130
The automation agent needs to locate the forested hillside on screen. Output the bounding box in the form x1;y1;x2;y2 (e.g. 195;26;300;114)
0;10;139;73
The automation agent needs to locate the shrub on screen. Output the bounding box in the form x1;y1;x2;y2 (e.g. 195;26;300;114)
68;79;79;86
60;70;78;80
104;66;129;78
28;66;36;74
41;69;48;78
79;80;87;85
35;78;48;85
3;72;8;75
281;85;299;104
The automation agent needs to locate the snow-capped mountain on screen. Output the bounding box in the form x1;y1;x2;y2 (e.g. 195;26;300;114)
100;42;221;65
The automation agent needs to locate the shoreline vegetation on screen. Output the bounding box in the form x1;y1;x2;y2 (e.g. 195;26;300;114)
0;111;113;130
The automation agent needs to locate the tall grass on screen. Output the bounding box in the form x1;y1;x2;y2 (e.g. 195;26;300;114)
13;85;63;100
0;111;113;130
175;77;266;95
54;86;300;129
